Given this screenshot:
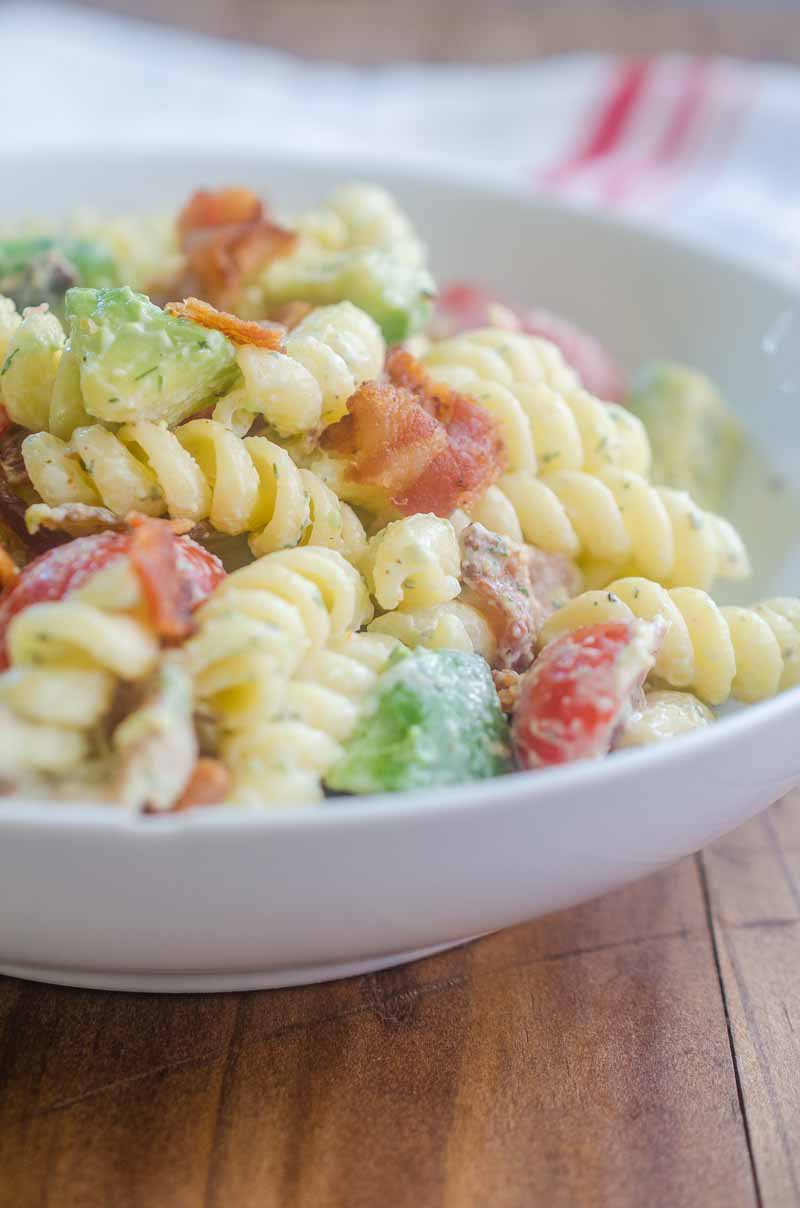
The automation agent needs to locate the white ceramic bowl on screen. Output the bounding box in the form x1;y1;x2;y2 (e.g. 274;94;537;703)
1;152;799;992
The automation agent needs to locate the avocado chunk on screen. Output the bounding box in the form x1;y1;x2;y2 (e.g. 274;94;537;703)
266;248;435;344
628;360;743;511
326;648;512;795
65;286;240;425
0;236;120;316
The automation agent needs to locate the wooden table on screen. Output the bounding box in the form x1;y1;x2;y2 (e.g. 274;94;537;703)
4;3;800;1204
2;797;799;1205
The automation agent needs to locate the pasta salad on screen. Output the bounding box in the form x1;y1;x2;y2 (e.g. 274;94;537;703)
0;181;795;812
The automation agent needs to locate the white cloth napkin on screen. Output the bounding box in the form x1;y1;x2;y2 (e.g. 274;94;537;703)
2;1;800;277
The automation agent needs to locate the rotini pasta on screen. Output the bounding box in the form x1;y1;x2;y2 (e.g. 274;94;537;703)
225;631;400;803
213;301;385;437
361;514;461;611
247;183;435;342
368;600;497;662
294;183;427;268
423;328;651;477
0;559;159;777
475;469;749;590
615;690;715;748
22;419;367;560
1;303;64;431
540;579;800;704
0;294;20;364
186;548;372;786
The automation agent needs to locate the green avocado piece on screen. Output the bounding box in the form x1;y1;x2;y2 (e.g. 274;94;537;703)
628;360;744;511
65;286;240;425
326;648;512;796
267;248;435;344
0;236;120;315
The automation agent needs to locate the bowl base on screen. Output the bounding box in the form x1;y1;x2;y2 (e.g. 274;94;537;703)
0;939;472;994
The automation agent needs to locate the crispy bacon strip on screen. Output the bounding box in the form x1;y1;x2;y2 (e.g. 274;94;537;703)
459;524;583;673
177;187;263;236
173;188;298;312
493;668;520;715
128;516;196;642
525;545;583;615
165;297;284;349
322;351;504;518
323;379;448;497
460;523;540;673
171;758;231;812
0;425;30;489
0;544;19;592
0;475;66;555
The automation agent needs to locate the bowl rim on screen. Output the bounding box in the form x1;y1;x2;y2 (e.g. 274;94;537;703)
1;149;798;834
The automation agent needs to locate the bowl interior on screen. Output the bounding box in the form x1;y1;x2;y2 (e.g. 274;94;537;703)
2;151;797;601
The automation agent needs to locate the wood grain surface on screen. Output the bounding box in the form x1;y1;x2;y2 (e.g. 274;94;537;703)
2;798;799;1206
74;0;800;64
4;3;800;1204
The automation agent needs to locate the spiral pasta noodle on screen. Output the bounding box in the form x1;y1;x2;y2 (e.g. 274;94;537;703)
368;600;497;662
470;469;749;591
297;183;428;266
616;691;715;748
423;328;651;477
0;561;159;777
186;548;374;801
212;300;385;437
226;632;400;803
22;419;366;560
540;578;800;704
361;514;461;611
0;303;64;432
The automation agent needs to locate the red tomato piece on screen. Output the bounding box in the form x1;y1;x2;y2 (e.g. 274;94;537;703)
0;528;224;667
128;516;216;642
435;282;627;403
511;619;664;769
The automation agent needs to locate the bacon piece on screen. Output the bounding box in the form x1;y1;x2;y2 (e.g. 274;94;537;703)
0;423;62;555
0;473;66;555
525;546;583;618
172;187;298;311
324;380;448;497
323;351;504;518
459;523;539;672
0;406;11;440
128;517;199;642
0;544;19;592
399;392;503;515
170;757;231;812
459;525;583;672
165;297;284;349
386;349;505;514
0;425;30;489
177;187;263;237
493;668;520;715
384;347;432;395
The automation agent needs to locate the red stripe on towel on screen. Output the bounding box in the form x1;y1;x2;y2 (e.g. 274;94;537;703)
541;58;654;187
